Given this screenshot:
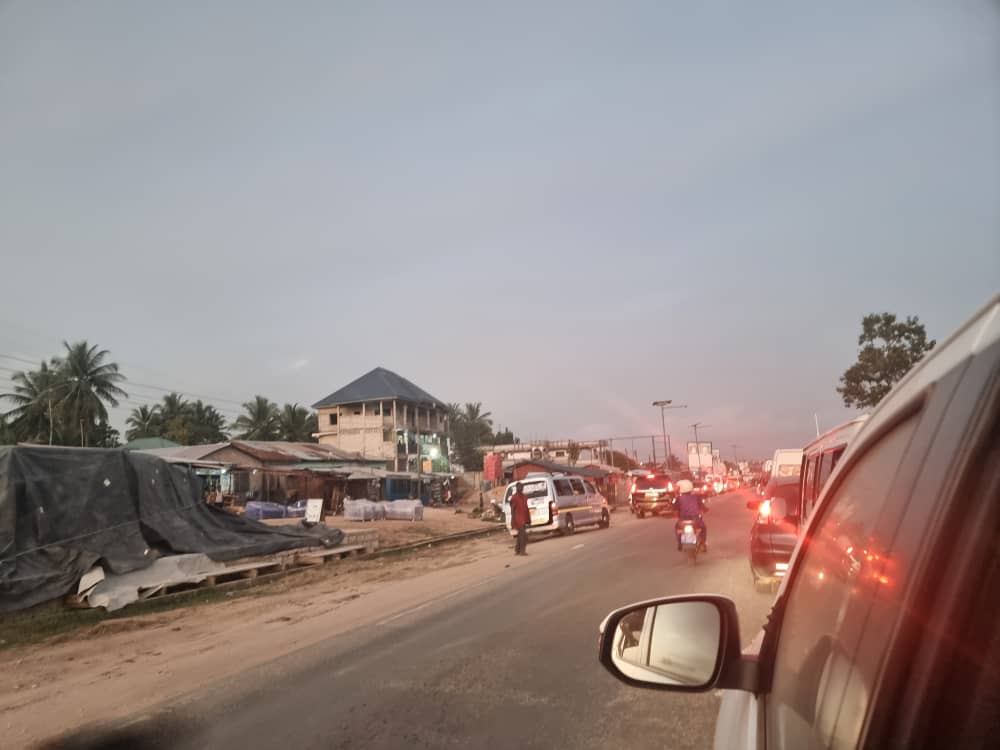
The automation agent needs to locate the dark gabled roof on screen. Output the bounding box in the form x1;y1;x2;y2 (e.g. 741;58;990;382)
312;367;445;409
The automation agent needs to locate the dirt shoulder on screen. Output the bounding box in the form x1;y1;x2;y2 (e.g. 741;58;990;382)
1;532;515;748
264;506;500;548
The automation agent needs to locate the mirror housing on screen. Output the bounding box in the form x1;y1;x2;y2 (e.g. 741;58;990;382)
598;595;759;693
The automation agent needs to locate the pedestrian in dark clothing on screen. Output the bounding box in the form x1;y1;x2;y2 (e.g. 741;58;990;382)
509;482;531;556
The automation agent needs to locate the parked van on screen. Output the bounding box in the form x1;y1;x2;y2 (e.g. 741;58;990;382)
502;473;610;536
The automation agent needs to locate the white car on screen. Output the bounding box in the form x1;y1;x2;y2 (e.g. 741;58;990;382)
502;473;609;536
597;296;1000;749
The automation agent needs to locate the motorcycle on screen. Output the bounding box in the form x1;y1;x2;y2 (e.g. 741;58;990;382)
675;516;706;565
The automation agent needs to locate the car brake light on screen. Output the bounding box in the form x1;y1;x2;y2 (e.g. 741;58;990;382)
647;474;655;479
759;499;772;519
631;482;637;494
667;482;674;492
549;500;558;516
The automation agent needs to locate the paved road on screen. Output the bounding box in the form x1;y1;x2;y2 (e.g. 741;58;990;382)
63;490;774;750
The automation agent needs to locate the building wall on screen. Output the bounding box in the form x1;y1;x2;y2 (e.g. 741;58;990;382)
315;399;448;464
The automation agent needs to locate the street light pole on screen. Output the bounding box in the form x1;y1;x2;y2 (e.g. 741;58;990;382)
652;400;687;471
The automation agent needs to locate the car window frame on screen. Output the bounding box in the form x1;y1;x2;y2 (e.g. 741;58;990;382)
569;478;586;495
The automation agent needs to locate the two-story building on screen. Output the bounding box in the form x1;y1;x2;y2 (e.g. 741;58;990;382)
312;367;450;472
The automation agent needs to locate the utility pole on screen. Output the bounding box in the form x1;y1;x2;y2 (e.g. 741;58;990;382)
653;400;687;471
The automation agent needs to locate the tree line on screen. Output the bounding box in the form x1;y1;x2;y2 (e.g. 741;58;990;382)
447;402;519;470
0;340;319;447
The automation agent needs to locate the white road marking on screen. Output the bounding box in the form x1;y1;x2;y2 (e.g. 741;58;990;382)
572;543;585;550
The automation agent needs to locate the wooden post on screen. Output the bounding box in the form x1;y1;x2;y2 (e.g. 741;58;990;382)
361;402;366;456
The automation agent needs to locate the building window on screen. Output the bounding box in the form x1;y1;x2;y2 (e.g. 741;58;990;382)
372;403;381;416
328;414;337;426
383;429;392;442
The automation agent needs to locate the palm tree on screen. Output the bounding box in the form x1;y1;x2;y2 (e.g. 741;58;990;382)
232;395;279;440
186;400;228;444
278;403;318;442
1;359;66;444
461;402;493;444
125;405;162;442
59;341;128;446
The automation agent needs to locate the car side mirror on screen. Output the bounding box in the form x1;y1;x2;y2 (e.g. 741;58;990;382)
598;595;757;692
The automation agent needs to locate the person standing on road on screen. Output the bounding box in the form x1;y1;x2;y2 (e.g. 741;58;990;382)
510;482;530;556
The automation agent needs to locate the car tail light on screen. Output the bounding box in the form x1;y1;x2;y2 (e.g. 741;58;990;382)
759;499;772;519
631;482;637;494
549;500;558;517
667;482;674;492
647;474;655;479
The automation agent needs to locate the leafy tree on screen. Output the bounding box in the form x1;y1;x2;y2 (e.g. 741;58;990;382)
491;426;518;444
59;341;128;446
232;395;280;440
278;403;318;442
837;313;936;409
92;420;121;448
126;405;162;442
666;454;684;472
0;414;14;445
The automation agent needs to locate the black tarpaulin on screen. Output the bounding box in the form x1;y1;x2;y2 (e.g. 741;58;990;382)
0;446;344;612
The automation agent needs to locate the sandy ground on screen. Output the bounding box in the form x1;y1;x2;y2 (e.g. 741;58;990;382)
1;532;515;748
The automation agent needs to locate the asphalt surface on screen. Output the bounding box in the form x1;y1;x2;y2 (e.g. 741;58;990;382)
57;490;774;750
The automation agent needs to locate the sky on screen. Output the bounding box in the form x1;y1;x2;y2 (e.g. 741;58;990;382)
1;0;998;461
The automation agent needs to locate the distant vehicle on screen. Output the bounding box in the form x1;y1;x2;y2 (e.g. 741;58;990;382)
748;417;869;591
769;448;803;480
597;295;1000;750
748;476;801;592
629;473;676;518
502;474;609;536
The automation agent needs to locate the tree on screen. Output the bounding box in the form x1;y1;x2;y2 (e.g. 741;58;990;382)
447;402;495;471
59;340;128;446
278;403;318;442
837;313;936;409
491;426;518;444
186;400;229;444
126;405;162;442
232;395;280;440
0;414;14;445
1;359;66;444
566;440;581;466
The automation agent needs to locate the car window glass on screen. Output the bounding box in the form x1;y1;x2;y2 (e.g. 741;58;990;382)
569;478;586;495
801;456;817;516
817;450;836;492
585;481;597;494
554;479;573;496
769;415;919;750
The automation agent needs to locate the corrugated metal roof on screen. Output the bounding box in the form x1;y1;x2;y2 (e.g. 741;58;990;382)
311;367;445;409
138;441;382;466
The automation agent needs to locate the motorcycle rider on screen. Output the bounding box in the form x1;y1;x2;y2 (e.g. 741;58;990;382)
675;479;708;552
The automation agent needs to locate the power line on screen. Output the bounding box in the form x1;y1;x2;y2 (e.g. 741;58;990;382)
0;351;248;409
